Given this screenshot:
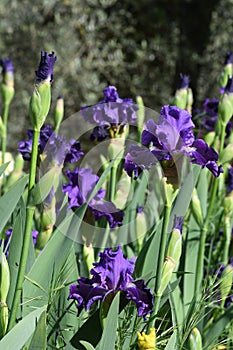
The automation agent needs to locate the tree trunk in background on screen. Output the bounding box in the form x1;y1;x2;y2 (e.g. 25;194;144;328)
174;0;220;106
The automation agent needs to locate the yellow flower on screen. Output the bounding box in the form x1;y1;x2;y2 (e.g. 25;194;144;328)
137;328;156;350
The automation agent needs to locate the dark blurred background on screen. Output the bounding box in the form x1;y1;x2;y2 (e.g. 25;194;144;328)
0;0;232;150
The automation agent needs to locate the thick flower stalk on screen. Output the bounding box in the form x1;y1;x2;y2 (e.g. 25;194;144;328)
0;58;14;178
8;51;56;331
68;246;154;319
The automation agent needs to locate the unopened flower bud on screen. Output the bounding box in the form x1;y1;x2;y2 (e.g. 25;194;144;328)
189;327;202;350
0;58;14;106
0;251;10;303
191;188;204;227
108;138;124;165
30;51;56;130
219;143;233;164
219;52;233;88
114;172;131;209
218;93;233;125
0;302;8;339
220;264;233;302
204;131;216;146
136;95;145;131
54;95;64;133
83;243;95;277
173;73;190;110
223;194;233;215
186;88;193;114
173;89;188;110
166;228;182;265
137;328;156;350
162;178;178;206
157;257;176;297
136;208;147;252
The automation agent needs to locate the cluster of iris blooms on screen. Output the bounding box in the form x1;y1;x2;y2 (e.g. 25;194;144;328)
14;50;227;320
1;49;232;342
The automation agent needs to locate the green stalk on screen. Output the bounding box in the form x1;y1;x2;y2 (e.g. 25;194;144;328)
7;129;40;331
153;202;171;314
194;122;226;294
109;164;117;202
1;103;9;166
223;215;231;265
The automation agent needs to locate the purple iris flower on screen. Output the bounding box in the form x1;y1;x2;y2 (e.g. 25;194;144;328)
62;167;124;228
214;261;233;308
124;144;159;179
35;51;56;83
18;125;83;165
201;98;219;132
81;85;138;130
224;51;233;65
1;228;38;258
0;58;14;74
188;139;223;177
68;246;154;318
227;167;233;194
125;105;223;178
225;77;233;93
174;216;184;232
90;125;110;141
18;125;53;161
178;73;189;89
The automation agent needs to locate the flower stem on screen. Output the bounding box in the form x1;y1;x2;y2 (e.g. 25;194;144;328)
109;164;117;202
7;129;40;331
154;203;171;314
1;103;9;165
223;215;231;265
1;103;10;192
194;122;226;294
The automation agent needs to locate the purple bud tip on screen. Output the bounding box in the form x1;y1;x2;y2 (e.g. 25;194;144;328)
224;51;233;65
178;73;189;89
0;58;14;73
103;85;119;102
35;51;57;83
174;215;184;232
225;76;233;93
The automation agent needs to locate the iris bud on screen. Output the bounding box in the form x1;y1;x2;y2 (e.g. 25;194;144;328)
191;188;203;227
136;95;145;132
220;264;233;302
0;251;10;303
0;250;10;337
166;228;182;265
157;257;176;297
188;327;202;350
0;58;15;106
218;93;233;125
54;95;64;133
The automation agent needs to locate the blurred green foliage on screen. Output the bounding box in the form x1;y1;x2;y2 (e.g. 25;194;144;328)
0;0;232;149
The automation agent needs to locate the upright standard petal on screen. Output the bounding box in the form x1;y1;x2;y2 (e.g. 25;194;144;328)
35;51;57;83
